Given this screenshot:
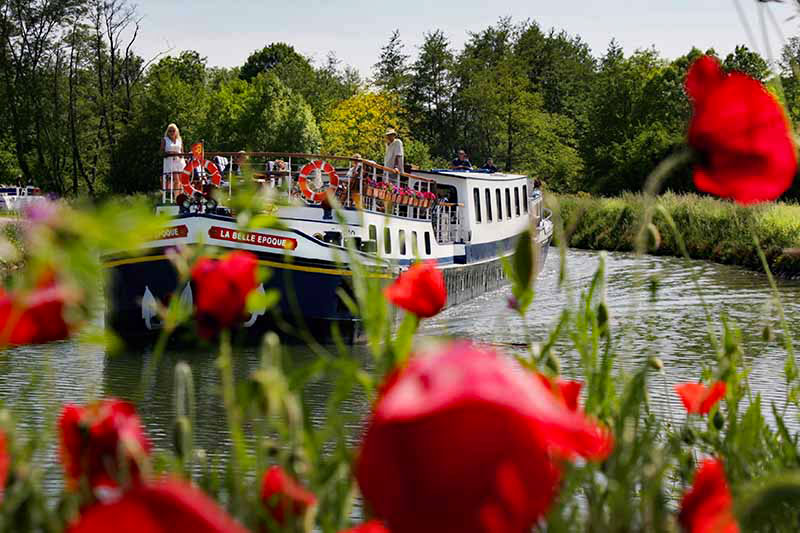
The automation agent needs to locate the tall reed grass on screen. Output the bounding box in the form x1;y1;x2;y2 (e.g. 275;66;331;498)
552;192;800;275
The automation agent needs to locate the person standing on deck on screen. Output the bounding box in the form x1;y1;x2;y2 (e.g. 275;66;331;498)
383;129;404;180
160;124;185;186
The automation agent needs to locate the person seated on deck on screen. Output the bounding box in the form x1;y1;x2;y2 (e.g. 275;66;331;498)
481;158;498;173
232;150;247;176
383;129;404;180
213;155;229;175
345;154;364;208
451;150;472;170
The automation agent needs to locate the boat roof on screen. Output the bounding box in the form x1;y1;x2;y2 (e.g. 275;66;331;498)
423;169;529;180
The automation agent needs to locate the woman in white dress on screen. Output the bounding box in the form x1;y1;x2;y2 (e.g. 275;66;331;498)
160;123;185;187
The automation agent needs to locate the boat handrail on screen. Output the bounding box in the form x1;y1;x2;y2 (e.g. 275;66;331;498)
165;151;436;183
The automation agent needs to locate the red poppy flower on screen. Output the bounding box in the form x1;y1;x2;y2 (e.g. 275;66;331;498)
191;251;259;338
0;285;72;347
679;459;739;533
0;431;8;504
686;55;797;204
675;382;726;414
384;261;446;318
260;465;317;525
536;373;582;411
67;478;248;533
356;342;613;533
59;399;151;491
340;521;390;533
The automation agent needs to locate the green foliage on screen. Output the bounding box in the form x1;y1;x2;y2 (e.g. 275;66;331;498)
319;92;406;161
240;43;360;120
723;45;771;81
554;191;800;275
372;30;410;95
3;8;789;201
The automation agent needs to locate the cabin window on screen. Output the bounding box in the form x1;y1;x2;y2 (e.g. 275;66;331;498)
399;230;407;255
369;224;377;241
495;189;502;219
522;185;528;212
473;188;482;223
505;189;512;219
384;227;391;254
412;231;419;255
485;189;493;222
424;232;432;255
514;187;521;216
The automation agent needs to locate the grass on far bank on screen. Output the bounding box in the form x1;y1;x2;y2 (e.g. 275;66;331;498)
550;192;800;276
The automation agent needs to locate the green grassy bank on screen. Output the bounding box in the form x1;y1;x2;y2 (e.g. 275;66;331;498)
551;192;800;277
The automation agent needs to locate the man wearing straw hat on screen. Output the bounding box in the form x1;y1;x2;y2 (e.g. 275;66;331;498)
383;128;404;179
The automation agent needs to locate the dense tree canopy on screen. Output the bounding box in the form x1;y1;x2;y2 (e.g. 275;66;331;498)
2;5;797;199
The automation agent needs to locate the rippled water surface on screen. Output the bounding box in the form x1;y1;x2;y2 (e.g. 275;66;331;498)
3;248;800;486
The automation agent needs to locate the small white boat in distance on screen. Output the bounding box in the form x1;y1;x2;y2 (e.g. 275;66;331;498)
0;186;47;213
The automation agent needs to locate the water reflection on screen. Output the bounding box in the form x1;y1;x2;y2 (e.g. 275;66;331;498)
2;248;800;488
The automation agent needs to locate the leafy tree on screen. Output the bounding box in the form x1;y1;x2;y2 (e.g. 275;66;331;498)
0;0;87;192
460;54;582;186
320;92;407;162
723;45;770;81
515;23;596;129
148;50;207;86
240;43;311;83
406;30;455;158
218;73;320;153
580;44;694;195
372;30;410;94
240;43;358;121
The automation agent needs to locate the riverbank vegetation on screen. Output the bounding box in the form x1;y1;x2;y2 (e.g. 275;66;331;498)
553;192;800;276
6;1;800;200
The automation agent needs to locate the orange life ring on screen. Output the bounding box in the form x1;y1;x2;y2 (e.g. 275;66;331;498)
297;160;339;203
180;159;221;195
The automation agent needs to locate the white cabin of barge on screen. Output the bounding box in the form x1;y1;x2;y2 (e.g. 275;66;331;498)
157;152;548;266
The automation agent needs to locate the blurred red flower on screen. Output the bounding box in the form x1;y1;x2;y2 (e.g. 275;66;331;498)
384;261;446;318
356;342;613;533
59;399;151;491
0;431;8;504
686;55;797;204
679;458;739;533
191;251;259;338
675;382;726;414
535;373;583;411
340;521;390;533
68;478;248;533
0;285;71;347
260;465;317;525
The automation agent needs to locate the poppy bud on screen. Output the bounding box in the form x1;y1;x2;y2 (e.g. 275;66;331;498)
713;410;725;431
597;302;609;335
173;415;191;460
648;357;664;371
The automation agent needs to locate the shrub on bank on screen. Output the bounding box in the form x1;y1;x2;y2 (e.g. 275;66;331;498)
553;192;800;275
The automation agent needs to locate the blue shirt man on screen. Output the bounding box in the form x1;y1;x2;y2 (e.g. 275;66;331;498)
451;150;472;170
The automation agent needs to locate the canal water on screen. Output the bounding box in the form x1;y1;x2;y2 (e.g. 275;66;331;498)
2;248;799;489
